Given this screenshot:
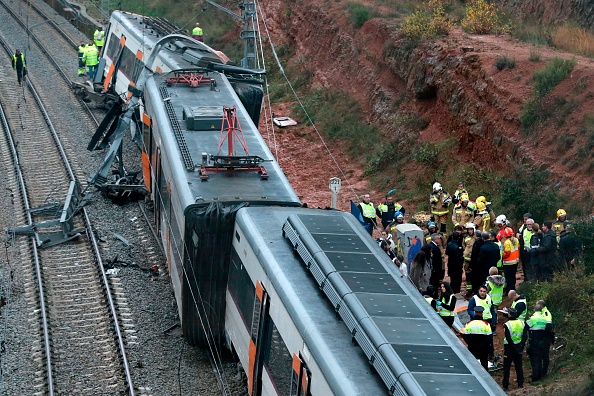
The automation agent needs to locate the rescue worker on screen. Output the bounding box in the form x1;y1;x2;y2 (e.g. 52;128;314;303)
436;281;456;328
463;306;492;369
376;194;404;229
452;181;468;205
429;182;451;233
462;223;476;291
536;299;553;325
357;193;376;235
503;290;527;322
502;307;528;390
468;285;497;325
12;49;27;86
452;194;476;227
192;22;204;42
476;195;496;229
502;227;520;293
485;266;506;308
495;214;508;241
553;209;568;240
77;41;87;76
93;26;105;53
474;201;491;232
559;223;580;269
526;303;553;382
83;43;99;81
518;217;534;281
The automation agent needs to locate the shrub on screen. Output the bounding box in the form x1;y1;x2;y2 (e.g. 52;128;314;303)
552;23;594;58
519;96;544;132
529;48;541;62
461;0;510;34
401;0;453;39
494;56;516;70
346;2;373;29
533;57;577;97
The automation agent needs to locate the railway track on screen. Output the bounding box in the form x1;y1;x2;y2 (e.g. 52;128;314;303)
0;12;134;396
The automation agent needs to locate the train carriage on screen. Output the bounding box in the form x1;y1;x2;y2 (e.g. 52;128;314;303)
90;9;506;396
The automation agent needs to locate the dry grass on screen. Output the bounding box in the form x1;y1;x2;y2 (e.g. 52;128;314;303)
552;23;594;58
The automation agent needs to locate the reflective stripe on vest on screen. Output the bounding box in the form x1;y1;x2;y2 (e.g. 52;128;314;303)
542;307;553;324
439;295;455;317
424;296;433;305
360;202;375;219
473;295;493;321
503;238;520;265
504;319;525;344
511;298;527;321
487;281;504;305
527;311;547;330
464;320;492;335
496;241;503;268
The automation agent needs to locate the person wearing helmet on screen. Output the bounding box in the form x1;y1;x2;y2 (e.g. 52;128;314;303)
495;214;508;241
452;194;476;227
376;193;405;229
473;201;491;232
502;307;528;391
429;182;452;233
452;181;468;205
476;195;496;229
553;209;568;240
462;223;477;291
502;227;520;293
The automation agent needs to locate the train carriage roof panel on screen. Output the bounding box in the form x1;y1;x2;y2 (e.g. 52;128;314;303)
281;209;506;396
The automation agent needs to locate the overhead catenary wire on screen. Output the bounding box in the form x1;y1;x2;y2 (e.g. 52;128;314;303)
255;1;362;206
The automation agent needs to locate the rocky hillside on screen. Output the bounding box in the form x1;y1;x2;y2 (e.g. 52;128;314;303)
259;0;594;215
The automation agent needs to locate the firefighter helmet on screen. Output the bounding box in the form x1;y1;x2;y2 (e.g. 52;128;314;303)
495;214;507;225
476;201;487;212
504;227;514;238
432;182;442;192
557;209;567;219
461;194;470;202
465;222;476;229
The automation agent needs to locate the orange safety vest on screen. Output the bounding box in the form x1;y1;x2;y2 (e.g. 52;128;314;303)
503;237;520;265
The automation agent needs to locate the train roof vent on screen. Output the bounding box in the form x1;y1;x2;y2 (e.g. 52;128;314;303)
283;212;499;396
182;106;223;131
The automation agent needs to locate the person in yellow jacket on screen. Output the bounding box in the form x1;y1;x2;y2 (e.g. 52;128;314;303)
473;201;491;232
83;43;99;80
463;306;492;369
502;307;528;391
12;49;27;86
452;194;476;227
429;182;451;233
93;27;105;52
77;41;87;76
357;193;377;235
553;208;568;241
462;222;476;290
192;22;204;42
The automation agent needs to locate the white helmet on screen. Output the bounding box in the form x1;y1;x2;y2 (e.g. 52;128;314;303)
432;182;442;192
495;214;507;225
465;222;476;229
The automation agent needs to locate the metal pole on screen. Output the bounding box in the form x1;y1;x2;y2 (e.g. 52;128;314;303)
331;191;338;209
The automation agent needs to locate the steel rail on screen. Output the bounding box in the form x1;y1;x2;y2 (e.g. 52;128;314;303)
0;14;134;396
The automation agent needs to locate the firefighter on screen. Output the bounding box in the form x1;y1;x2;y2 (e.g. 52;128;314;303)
429;182;451;233
553;209;568;240
77;41;87;76
463;222;476;291
473;201;491;232
93;26;105;53
452;181;468;205
452;194;476;227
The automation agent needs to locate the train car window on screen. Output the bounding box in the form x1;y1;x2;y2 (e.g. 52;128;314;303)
227;247;254;327
105;33;120;61
119;46;135;80
130;57;144;83
290;354;311;396
265;322;292;395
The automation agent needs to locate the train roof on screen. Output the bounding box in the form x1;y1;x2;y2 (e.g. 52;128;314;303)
236;207;505;396
235;207;388;394
284;210;505;395
144;71;301;207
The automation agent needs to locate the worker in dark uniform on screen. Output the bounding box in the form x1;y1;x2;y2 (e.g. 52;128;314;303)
527;303;553;382
502;308;528;391
463;306;492;369
12;49;27;86
77;41;87;76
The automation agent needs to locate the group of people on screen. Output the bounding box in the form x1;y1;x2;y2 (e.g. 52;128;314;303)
77;27;105;80
360;182;575;389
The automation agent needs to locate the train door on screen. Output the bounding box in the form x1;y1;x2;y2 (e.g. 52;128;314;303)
248;281;272;396
290;354;311;396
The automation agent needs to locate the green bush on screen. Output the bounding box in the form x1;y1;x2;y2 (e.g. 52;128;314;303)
494;56;516;70
519;96;544;132
401;0;452;39
534;57;577;97
345;2;374;29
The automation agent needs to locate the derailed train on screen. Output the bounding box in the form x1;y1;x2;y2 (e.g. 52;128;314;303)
93;10;505;396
